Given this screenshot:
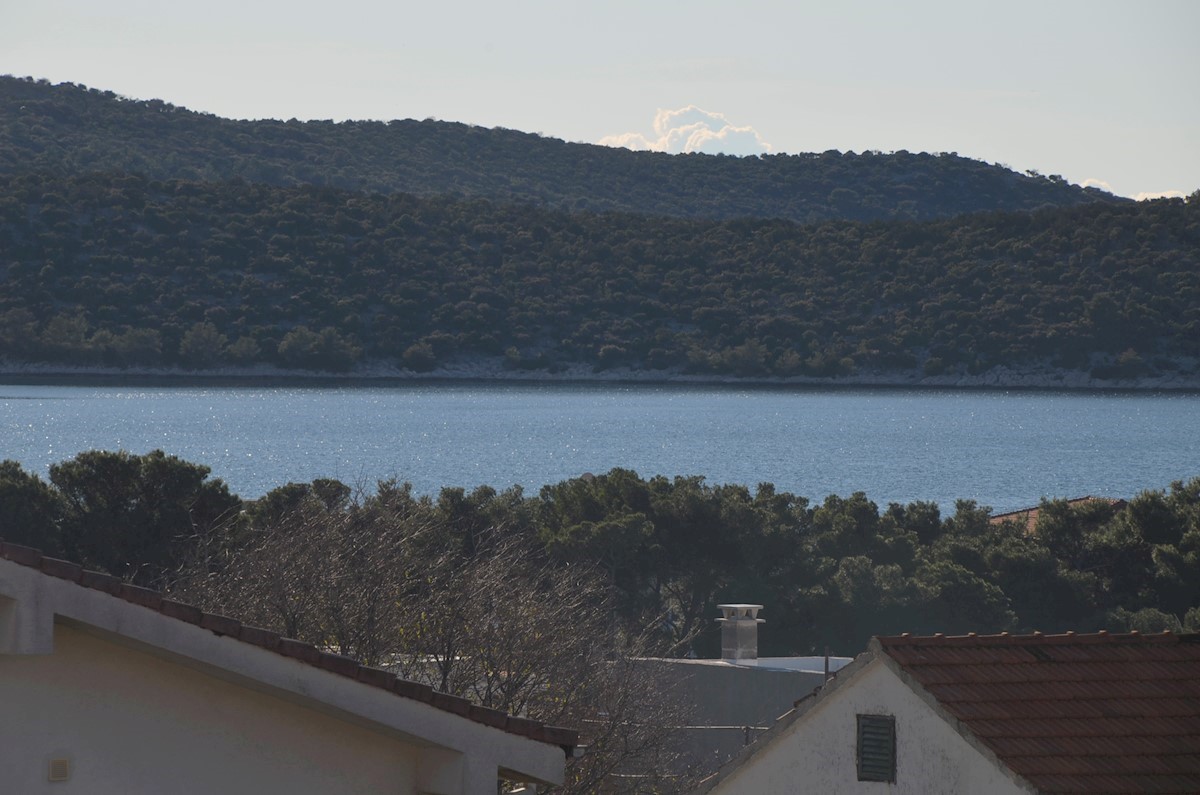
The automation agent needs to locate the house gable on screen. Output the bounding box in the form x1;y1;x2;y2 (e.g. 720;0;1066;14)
697;630;1200;795
877;631;1200;794
699;657;1031;794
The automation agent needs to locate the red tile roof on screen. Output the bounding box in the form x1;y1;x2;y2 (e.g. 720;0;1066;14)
989;496;1126;534
877;631;1200;794
0;541;578;751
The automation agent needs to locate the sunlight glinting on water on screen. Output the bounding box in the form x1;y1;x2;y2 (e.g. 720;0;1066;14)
1;383;1197;512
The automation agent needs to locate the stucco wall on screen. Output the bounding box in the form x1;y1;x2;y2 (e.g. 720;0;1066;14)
0;623;419;794
708;659;1031;795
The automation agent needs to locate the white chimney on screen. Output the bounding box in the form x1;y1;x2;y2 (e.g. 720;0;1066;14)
717;604;764;662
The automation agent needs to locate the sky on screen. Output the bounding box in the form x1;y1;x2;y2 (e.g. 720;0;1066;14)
1;0;1197;200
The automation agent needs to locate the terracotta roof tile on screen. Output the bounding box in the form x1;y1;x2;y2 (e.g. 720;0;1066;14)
469;704;512;730
198;612;242;636
431;690;472;716
989;497;1127;534
0;541;43;566
355;665;395;689
237;624;281;651
878;631;1200;794
40;556;84;582
391;678;434;702
950;696;1200;721
80;569;123;595
159;598;205;625
0;541;578;751
1029;772;1200;794
316;650;362;678
278;637;322;665
117;582;163;611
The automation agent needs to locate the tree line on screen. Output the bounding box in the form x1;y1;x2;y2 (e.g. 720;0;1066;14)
6;451;1197;789
1;173;1196;379
4;451;1197;653
0;76;1124;225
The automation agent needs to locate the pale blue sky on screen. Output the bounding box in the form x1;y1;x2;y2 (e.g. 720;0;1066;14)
2;0;1196;199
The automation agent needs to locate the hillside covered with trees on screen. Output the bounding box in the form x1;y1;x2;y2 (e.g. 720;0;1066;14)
0;77;1195;385
0;172;1196;380
0;76;1125;224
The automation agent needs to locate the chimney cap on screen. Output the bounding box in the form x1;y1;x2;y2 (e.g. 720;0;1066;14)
717;604;764;660
717;604;765;622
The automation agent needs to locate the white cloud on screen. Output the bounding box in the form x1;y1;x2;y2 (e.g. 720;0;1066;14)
599;105;772;156
1082;179;1187;201
595;131;656;151
1081;178;1115;193
1134;189;1186;201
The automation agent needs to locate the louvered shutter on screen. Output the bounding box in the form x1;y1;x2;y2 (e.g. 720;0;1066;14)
857;714;896;782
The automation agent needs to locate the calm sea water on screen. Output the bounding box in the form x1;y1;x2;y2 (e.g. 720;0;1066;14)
1;382;1196;512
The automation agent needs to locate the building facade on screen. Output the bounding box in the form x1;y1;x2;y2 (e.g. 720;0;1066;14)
696;630;1200;794
0;543;575;794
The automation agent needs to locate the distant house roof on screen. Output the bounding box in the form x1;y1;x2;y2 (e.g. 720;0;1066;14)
878;631;1200;794
696;630;1200;794
0;540;577;752
989;496;1127;534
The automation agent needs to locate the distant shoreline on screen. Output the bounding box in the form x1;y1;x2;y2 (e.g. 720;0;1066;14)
3;358;1199;393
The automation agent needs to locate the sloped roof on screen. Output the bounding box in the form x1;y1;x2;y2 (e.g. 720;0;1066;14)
989;496;1126;534
0;540;577;751
877;631;1200;794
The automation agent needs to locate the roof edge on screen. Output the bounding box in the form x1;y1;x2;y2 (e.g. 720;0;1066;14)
875;628;1188;646
0;540;578;752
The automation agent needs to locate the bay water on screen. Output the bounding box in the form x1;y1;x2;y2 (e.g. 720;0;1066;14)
1;381;1196;513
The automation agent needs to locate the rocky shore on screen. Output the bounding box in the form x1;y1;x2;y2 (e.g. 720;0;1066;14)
3;356;1199;391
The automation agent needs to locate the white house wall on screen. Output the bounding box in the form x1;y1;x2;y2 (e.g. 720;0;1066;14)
707;659;1032;795
0;555;568;795
1;622;420;794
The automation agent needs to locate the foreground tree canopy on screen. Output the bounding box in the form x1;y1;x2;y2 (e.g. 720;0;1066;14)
3;453;1198;652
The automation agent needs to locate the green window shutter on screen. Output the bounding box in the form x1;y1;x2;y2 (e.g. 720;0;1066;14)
857;714;896;782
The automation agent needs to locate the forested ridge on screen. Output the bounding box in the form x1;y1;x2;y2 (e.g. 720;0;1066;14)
1;172;1197;378
3;76;1193;383
0;76;1124;224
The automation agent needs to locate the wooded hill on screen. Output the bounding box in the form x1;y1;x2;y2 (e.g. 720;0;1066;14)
1;76;1194;382
1;172;1196;377
0;76;1124;224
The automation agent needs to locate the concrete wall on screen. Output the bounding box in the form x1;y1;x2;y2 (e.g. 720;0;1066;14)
1;623;420;794
707;659;1032;795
